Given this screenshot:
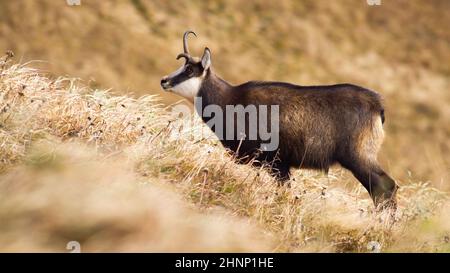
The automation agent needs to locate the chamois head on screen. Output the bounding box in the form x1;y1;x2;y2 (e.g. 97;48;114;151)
161;31;211;101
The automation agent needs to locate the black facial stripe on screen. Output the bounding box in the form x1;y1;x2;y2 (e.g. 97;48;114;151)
168;62;204;86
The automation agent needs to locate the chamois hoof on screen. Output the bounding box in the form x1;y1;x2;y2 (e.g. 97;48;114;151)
373;184;399;213
375;197;397;212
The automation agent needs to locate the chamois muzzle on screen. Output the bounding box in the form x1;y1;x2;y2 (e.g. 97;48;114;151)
160;77;171;90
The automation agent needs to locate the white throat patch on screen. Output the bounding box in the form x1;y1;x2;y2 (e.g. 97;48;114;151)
171;76;203;102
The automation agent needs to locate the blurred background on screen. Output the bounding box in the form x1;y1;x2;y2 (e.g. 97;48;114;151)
1;0;449;188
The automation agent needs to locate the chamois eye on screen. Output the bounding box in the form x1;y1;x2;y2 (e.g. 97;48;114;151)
185;66;194;75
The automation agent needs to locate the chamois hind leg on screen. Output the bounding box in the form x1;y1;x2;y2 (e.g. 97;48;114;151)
344;159;398;210
343;115;399;210
374;169;398;210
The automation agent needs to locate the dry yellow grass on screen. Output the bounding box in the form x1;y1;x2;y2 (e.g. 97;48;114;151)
0;141;275;252
1;59;449;252
0;61;274;252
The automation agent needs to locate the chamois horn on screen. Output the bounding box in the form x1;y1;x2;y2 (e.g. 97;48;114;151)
182;30;197;55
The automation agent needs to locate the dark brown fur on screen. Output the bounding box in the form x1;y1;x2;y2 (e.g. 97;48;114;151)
197;70;398;208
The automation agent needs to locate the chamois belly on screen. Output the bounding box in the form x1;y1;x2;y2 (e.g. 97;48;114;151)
219;135;336;171
279;136;337;171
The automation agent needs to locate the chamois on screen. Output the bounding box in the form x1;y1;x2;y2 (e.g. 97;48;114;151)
161;31;398;209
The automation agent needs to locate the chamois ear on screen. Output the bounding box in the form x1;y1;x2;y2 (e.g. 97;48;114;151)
201;47;211;70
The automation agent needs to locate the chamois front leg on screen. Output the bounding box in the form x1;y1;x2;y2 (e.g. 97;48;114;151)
269;162;291;186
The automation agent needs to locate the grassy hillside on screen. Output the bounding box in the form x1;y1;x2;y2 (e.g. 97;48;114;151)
0;0;449;187
0;60;449;252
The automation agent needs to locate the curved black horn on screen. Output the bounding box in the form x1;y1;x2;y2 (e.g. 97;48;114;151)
182;30;197;55
176;53;192;62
